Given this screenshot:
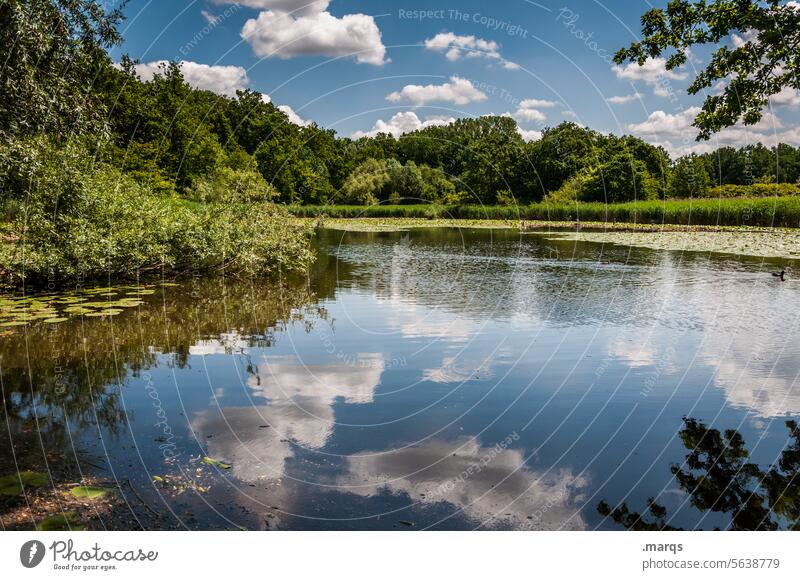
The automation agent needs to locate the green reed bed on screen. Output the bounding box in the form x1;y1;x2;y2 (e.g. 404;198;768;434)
290;197;800;228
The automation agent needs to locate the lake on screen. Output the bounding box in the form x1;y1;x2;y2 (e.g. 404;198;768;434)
2;226;799;530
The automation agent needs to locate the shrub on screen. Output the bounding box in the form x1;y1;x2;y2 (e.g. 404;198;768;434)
0;138;312;288
702;183;800;198
190;166;279;203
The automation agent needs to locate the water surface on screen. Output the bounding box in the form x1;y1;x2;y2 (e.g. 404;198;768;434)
2;227;799;530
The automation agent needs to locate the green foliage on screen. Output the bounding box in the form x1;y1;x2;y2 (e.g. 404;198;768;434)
582;154;662;202
0;0;123;139
0;138;312;288
340;158;389;205
190;166;278;204
618;0;800;139
291;198;800;227
704;183;800;198
670;155;712;197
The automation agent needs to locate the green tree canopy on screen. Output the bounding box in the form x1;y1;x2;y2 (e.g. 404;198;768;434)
617;0;800;139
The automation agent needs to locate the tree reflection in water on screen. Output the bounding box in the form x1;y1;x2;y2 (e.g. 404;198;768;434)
599;417;800;530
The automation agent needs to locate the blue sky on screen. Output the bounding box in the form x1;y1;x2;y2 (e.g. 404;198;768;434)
112;0;800;156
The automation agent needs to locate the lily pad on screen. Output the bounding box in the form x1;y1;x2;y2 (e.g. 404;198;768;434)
69;485;112;499
43;317;69;324
0;471;49;495
202;457;232;469
36;512;86;531
0;320;28;327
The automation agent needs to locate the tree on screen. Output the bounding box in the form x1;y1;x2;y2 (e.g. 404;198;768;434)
617;0;800;139
0;0;124;139
582;154;661;203
339;158;390;205
670;155;712;197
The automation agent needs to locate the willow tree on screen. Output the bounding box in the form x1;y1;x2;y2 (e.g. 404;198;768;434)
0;0;124;139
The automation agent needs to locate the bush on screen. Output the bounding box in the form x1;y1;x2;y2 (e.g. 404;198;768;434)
0;138;312;288
702;183;800;198
190;166;279;203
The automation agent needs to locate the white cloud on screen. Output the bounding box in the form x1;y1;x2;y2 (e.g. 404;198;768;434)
424;32;518;69
201;9;220;25
512;107;546;122
352;111;455;138
212;0;330;16
519;98;557;109
612;57;687;97
606;92;642;105
386;76;487;106
241;9;387;65
627;107;702;138
627;107;794;155
278;104;310;126
770;86;800;107
503;98;553;124
516;127;542;142
130;60;249;96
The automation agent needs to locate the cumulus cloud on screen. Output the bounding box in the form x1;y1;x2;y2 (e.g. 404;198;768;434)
516;127;542;142
627;107;703;138
386;76;487;106
519;98;557;109
240;8;387;65
424;32;519;69
627;106;794;155
511;107;546;122
130;60;249;96
201;9;220;25
612;57;687;97
770;86;800;107
352;111;455;138
606;92;642;105
278;104;310;126
502;98;554;124
212;0;330;16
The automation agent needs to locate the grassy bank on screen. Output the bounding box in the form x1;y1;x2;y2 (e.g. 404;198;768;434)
290;198;800;228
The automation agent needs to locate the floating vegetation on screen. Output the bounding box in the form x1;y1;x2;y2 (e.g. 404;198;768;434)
0;471;49;495
0;283;164;330
36;512;86;531
202;457;232;469
69;485;112;499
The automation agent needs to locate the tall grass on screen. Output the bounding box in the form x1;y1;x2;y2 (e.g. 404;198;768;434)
289;198;800;228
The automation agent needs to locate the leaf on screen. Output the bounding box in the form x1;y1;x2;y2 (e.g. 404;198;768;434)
43;317;69;323
69;485;112;499
202;457;232;469
0;471;49;495
36;512;86;531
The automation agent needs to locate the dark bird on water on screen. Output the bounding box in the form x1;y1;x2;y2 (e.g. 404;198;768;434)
772;270;786;281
